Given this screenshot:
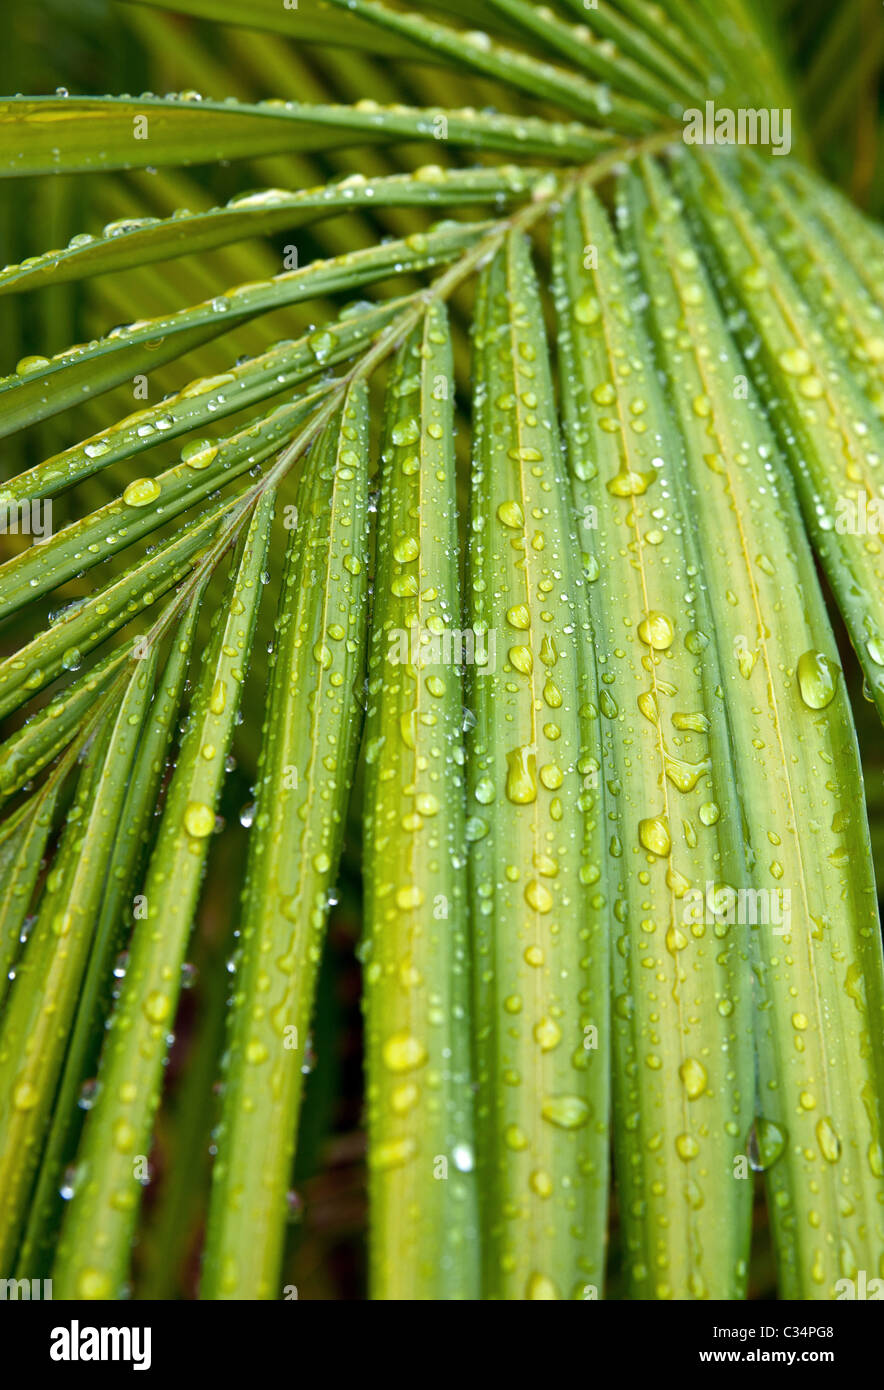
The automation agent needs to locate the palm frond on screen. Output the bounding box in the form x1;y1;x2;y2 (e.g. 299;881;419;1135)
1;0;883;1306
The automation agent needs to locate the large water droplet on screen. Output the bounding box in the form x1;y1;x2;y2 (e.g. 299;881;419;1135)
797;650;837;709
747;1117;787;1171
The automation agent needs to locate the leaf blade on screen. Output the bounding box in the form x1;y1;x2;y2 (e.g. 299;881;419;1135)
552;183;754;1299
0;220;489;438
16;598;204;1279
631;155;884;1296
0;652;157;1271
52;489;276;1299
0;97;613;179
0;167;547;297
675;150;884;722
202;390;370;1300
362;304;480;1299
467;230;609;1300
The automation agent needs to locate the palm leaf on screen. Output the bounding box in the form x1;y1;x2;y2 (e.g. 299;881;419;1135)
0;96;613;177
17;595;204;1276
0;167;545;295
361;304;480;1300
630;156;884;1294
2;0;883;1306
51;490;275;1297
0;651;156;1270
675;150;884;722
202;391;369;1299
467;230;609;1299
0;220;488;437
553;183;753;1299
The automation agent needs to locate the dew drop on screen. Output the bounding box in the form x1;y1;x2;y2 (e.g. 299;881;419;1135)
797;650;838;709
123;477;161;507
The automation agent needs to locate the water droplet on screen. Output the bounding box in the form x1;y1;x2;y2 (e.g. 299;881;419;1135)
382;1032;427;1072
504;1123;528;1150
452;1143;474;1173
638;611;674;651
508;645;533;675
525;879;553;913
370;1136;417;1170
506;603;531;630
638;816;670;856
797;650;838;709
183;801;215;838
392;536;419;563
505;746;537;804
395;885;424;909
747;1117;787;1172
779;347;812;375
15;354;51;374
123;477;161;507
541;1095;589;1129
391;416;420;447
607;470;654;497
679;1058;707;1100
675;1133;699;1161
496;499;524;529
530;1169;553;1198
77;1269;112;1300
181;438;218;470
144;990;170;1023
533;1018;562;1051
816;1116;842;1163
13;1079;39;1111
574;293;601;325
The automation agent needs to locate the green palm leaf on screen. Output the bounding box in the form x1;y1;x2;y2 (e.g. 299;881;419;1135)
467;230;609;1300
1;0;883;1307
0;97;612;177
0;651;156;1270
363;304;480;1299
202;390;370;1299
52;490;275;1298
553;184;753;1299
